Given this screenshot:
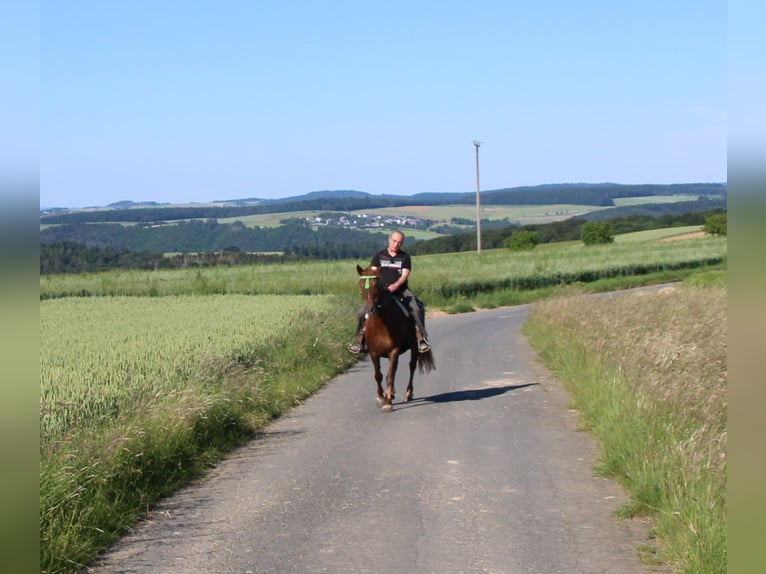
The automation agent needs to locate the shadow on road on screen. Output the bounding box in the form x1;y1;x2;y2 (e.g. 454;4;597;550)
395;383;538;409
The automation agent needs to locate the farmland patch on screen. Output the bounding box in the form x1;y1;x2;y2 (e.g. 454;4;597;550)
40;294;336;442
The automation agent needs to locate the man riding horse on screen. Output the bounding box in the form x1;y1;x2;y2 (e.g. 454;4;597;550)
349;230;431;355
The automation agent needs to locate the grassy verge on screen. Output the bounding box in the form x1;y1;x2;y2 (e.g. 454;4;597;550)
522;281;726;573
40;296;357;573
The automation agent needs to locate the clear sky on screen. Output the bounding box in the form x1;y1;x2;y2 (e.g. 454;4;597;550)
40;0;726;208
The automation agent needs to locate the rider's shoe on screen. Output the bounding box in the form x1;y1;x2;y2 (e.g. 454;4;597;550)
348;342;366;355
418;339;431;354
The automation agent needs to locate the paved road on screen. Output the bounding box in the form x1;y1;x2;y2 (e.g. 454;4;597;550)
89;305;661;574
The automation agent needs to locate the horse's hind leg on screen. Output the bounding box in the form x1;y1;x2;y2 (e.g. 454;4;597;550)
404;350;417;402
381;353;399;412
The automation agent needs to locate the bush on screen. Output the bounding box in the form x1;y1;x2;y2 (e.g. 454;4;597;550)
581;221;615;245
504;230;540;251
703;213;727;236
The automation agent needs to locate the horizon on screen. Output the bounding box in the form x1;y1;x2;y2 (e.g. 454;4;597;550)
41;2;725;209
39;180;727;211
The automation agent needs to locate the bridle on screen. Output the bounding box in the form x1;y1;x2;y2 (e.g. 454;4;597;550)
359;275;378;291
359;273;392;313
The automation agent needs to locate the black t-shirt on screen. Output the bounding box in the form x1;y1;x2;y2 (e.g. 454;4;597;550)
371;248;411;293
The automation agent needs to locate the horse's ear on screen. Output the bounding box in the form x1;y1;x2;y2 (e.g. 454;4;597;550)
356;264;364;275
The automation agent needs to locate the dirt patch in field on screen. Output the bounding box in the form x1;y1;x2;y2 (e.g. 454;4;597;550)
659;231;707;242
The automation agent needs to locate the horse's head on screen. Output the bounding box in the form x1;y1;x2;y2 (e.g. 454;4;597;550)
356;264;381;308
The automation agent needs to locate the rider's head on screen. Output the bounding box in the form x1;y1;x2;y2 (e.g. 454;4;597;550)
388;230;405;254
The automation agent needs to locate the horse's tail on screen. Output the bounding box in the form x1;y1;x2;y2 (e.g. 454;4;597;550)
417;349;436;374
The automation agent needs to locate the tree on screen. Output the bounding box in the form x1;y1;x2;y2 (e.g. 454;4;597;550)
581;221;614;245
703;212;727;236
503;230;539;251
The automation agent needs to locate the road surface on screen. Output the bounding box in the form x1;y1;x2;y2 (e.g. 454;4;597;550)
89;305;663;574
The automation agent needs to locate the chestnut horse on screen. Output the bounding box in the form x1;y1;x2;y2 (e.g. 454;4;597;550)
356;264;435;411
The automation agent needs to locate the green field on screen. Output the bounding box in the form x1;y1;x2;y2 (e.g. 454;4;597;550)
218;209;324;227
40;235;727;301
40;234;727;573
612;194;698;206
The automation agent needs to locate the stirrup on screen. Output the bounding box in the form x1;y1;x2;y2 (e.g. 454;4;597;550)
418;339;431;353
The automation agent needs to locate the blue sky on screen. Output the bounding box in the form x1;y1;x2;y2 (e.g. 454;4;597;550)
40;1;726;208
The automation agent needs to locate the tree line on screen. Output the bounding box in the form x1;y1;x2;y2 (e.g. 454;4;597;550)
39;238;389;275
40;220;389;257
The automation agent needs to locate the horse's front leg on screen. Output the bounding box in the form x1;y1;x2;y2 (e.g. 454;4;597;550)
382;351;400;413
372;355;386;408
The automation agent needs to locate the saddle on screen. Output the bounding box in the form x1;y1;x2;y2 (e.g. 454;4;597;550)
391;295;426;328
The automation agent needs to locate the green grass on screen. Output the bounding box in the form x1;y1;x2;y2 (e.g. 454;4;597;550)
523;283;726;573
683;269;727;288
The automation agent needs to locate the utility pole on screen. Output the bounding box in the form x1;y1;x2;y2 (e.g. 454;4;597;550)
473;140;482;255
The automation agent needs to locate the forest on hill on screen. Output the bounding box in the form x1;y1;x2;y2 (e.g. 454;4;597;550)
40;222;389;272
40;209;724;275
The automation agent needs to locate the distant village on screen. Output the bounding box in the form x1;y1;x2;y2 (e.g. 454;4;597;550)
303;213;433;230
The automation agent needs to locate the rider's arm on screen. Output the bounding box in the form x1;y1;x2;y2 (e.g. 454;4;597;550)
388;268;410;293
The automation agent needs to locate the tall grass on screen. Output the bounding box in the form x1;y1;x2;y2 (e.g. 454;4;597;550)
523;284;726;573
